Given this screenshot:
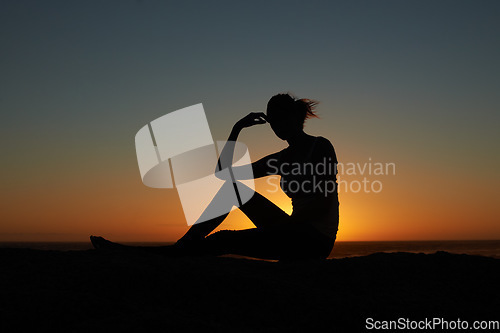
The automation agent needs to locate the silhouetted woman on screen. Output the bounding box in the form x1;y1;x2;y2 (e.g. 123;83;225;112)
91;93;339;260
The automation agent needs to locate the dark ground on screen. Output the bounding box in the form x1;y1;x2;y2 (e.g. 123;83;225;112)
0;249;498;332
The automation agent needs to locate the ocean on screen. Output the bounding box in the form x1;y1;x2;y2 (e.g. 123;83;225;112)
1;240;499;259
328;240;500;259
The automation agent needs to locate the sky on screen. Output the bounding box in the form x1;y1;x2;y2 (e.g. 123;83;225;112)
1;0;499;242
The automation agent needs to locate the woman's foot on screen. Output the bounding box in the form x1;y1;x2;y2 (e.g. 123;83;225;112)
90;235;126;250
90;235;193;256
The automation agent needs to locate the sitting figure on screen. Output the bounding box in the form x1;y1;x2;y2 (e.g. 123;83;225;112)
91;93;340;260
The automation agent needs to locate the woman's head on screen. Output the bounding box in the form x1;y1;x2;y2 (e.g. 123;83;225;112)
266;93;318;140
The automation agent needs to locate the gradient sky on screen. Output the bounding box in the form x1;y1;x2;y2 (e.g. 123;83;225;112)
1;0;499;242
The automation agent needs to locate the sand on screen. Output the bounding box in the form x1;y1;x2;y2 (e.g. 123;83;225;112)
0;248;498;332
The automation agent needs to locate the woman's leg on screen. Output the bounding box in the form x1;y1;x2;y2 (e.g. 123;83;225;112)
91;180;290;253
179;180;290;241
202;228;297;260
202;224;335;260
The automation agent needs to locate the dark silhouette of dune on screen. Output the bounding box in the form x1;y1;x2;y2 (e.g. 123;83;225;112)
0;249;498;332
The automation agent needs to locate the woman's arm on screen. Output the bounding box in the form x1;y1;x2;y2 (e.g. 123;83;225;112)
230;150;283;180
214;112;283;180
216;112;267;172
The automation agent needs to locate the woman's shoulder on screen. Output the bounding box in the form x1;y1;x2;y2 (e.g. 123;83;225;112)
314;136;335;149
314;136;337;160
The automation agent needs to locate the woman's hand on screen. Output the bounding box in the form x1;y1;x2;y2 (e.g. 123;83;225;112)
235;112;267;129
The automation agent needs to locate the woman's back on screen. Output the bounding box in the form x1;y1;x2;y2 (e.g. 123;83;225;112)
276;136;339;238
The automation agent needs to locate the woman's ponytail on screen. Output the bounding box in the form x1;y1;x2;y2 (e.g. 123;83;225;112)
294;98;319;122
